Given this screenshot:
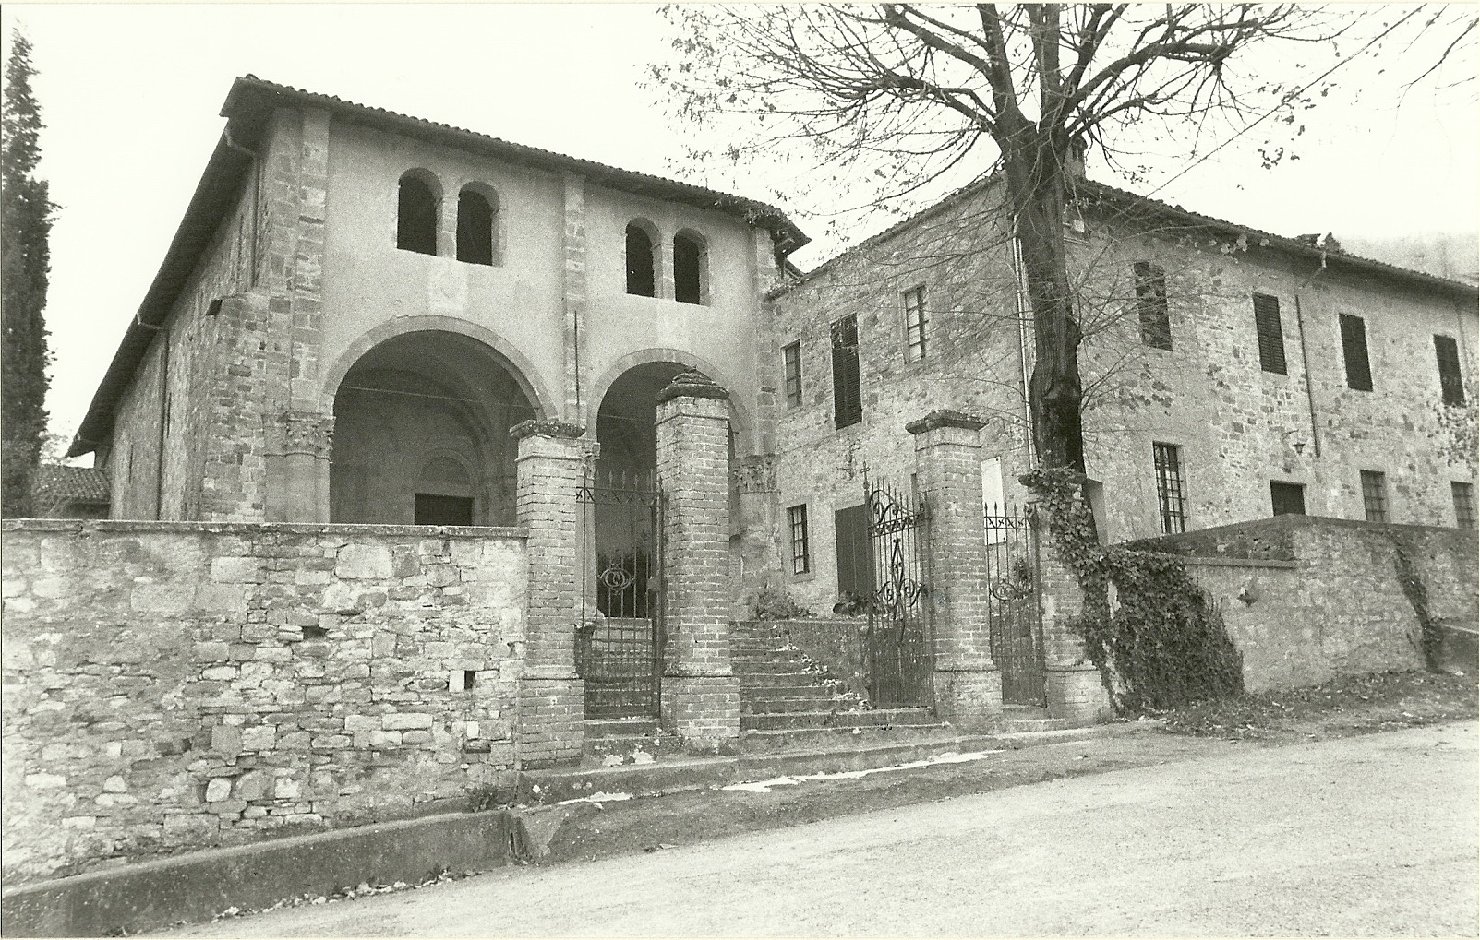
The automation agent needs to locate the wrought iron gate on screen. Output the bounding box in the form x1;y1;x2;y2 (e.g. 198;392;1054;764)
863;476;933;707
576;467;663;719
984;503;1046;706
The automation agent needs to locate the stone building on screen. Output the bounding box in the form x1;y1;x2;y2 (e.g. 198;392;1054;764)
766;176;1479;617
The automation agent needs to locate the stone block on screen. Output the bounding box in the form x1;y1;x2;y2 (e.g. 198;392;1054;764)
382;713;432;731
211;557;263;584
336;544;393;580
204;778;232;802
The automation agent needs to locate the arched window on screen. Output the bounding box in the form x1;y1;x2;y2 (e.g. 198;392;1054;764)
673;230;708;305
456;186;497;266
625;222;657;297
397;171;439;256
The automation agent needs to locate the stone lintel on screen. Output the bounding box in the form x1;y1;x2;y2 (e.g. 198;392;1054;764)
905;410;988;436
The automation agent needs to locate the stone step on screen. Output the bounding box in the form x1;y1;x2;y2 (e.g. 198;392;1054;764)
741;697;849;716
585;717;659;739
739;682;844;699
582;733;682;765
730;658;821;674
741;707;938;732
737;670;835;688
739;723;955;755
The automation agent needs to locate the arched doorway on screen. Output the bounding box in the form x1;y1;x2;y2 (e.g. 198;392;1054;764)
330;330;538;526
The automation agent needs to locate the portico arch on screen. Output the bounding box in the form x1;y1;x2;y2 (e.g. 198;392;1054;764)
586;347;753;455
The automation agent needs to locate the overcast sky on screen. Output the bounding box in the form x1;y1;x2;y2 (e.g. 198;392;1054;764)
5;3;1477;460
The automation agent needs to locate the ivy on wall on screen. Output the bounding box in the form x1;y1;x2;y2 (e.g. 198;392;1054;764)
1022;467;1244;713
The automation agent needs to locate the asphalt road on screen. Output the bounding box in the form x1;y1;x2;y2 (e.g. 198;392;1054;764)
166;721;1478;937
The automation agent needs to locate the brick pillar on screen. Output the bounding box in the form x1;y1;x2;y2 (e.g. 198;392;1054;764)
907;410;1003;729
1036;487;1114;724
656;372;741;753
512;419;587;767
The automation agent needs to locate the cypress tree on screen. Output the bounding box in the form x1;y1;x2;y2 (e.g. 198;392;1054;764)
1;30;54;517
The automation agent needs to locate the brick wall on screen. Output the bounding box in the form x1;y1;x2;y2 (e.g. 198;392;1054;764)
1127;515;1478;692
1;520;527;885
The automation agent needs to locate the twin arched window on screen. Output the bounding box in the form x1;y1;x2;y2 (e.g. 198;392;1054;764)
397;170;499;265
625;221;709;304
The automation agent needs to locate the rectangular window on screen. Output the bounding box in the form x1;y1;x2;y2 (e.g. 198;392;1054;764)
1270;481;1307;517
831;315;862;429
1435;335;1465;406
1253;293;1287;375
782;341;803;408
903;286;928;362
1453;482;1476;530
1134;261;1172;351
1339;313;1373;391
787;504;811;575
1360;470;1388;523
1153;442;1187;534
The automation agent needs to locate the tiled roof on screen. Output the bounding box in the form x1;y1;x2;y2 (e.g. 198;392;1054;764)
34;465;110;503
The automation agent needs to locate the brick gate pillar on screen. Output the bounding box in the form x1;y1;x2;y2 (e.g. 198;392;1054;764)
1036;481;1114;724
907;410;1003;730
655;372;742;753
512;419;587;767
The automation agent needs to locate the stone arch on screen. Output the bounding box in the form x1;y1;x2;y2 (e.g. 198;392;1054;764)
456;182;501;266
323;315;557;419
624;218;663;298
672;228;710;305
396;168;441;255
586;347;754;453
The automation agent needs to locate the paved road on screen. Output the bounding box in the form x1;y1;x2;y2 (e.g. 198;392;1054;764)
167;722;1478;937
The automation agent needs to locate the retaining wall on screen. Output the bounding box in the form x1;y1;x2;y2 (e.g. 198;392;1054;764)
1;519;527;885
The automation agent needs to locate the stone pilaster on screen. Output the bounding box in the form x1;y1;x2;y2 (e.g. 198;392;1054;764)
262;410;333;523
656;372;741;753
907;410;1003;729
512;419;588;767
561;174;587;423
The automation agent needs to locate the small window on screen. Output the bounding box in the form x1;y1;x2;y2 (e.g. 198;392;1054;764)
787;505;811;575
456;187;496;266
1270;481;1307;517
1360;470;1388;523
673;230;708;305
1452;482;1476;529
1339;314;1373;391
782;341;803;408
1253;293;1287;375
1435;335;1465;406
903;286;928;362
397;171;439;256
625;223;658;297
1153;442;1187;535
1134;261;1171;351
831;315;862;429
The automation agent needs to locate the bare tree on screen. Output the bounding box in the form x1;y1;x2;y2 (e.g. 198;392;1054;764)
650;4;1430;472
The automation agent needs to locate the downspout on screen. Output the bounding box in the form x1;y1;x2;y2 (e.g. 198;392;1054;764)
1011;218;1038;468
1292;258;1326;460
154;329;171;519
222;126;260;288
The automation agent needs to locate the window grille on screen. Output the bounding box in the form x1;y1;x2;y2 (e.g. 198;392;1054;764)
1453;482;1476;530
831;315;862;429
903;286;928;362
787;504;811;575
1339;314;1373;391
1435;335;1465;406
1360;470;1388;523
1134;261;1171;351
1153;442;1187;534
1253;293;1287;374
783;342;802;408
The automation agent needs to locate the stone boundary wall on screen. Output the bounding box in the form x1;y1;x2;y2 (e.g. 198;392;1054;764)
1;519;527;886
1123;516;1478;692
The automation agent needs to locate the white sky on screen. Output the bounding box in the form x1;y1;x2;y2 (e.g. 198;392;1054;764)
5;3;1478;459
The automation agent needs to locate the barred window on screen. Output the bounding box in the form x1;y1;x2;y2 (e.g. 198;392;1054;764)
831;315;862;429
1453;482;1476;530
783;341;802;408
1360;470;1388;523
1134;261;1171;351
1153;442;1187;534
1253;293;1287;374
1435;335;1465;406
903;286;928;362
1339;313;1373;391
787;504;811;575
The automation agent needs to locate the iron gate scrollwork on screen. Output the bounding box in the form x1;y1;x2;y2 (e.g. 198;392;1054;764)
984;503;1046;706
576;467;663;719
863;476;933;707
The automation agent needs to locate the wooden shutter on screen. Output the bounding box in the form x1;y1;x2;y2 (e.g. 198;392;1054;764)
831;315;862;428
834;504;875;599
1435;335;1465;405
1253;293;1287;374
1339;314;1373;391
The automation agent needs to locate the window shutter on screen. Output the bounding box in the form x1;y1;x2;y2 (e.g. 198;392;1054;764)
1252;293;1287;374
1339;314;1373;391
831;316;862;428
1435;335;1465;405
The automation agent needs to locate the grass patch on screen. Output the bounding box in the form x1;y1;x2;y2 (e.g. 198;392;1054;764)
1151;670;1478;743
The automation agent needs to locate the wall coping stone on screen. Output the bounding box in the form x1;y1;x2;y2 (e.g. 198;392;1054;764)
0;519;528;540
1176;556;1300;569
509;419;586;441
905;410;988;435
656;369;730;403
1121;514;1474;561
